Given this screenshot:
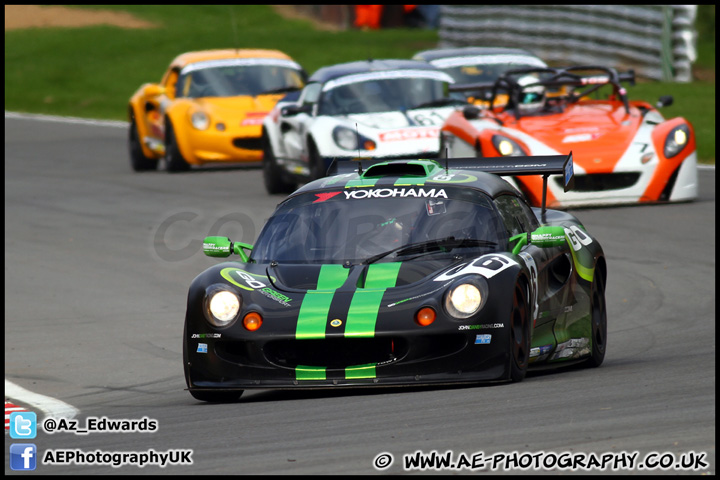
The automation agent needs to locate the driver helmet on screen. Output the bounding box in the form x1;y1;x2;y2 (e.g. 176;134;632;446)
516;75;546;113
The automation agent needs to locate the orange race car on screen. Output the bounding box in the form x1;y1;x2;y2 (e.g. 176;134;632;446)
439;66;698;208
128;49;307;172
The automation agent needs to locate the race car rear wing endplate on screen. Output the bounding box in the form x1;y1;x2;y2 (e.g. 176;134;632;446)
443;153;574;219
328;153;574;219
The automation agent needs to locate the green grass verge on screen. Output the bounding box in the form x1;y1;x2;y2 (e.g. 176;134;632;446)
4;5;714;163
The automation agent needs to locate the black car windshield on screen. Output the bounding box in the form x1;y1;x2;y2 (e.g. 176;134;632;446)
251;186;510;265
176;61;305;99
319;77;450;116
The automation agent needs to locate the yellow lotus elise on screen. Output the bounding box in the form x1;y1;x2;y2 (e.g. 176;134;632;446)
128;49;307;172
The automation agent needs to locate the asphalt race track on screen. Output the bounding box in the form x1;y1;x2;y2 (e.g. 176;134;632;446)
4;114;715;475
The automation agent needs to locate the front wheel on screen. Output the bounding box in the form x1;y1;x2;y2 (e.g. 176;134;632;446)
128;117;159;171
262;131;296;194
584;270;607;368
307;141;326;182
509;281;531;382
165;121;190;172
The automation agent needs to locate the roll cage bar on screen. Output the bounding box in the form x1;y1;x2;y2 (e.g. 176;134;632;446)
449;65;636;118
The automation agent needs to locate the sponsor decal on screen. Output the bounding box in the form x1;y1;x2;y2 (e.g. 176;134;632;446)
580;75;610;85
530;344;553;360
260;287;293;307
191;333;221;339
197;343;208;354
344;188;447;200
323;70;455;92
459;323;504;330
221;268;270;291
431;54;547;69
474;334;492;344
551;338;590;360
379;127;439;142
434;254;517;282
241;112;269;126
180;58;302;74
562;133;600;143
430;172;477;184
314;192;342;203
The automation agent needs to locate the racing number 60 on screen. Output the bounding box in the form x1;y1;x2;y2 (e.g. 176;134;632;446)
565;225;593;251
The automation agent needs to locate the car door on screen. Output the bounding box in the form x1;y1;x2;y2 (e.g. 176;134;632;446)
495;194;573;328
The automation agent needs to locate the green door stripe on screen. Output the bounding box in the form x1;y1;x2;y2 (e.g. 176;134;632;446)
296;265;350;340
296;365;326;380
345;363;377;379
345;263;401;337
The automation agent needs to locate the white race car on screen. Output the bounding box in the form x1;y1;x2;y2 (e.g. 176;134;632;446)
261;59;464;194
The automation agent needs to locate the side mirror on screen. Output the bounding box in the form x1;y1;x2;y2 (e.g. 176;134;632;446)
281;104;312;117
203;236;253;262
656;95;673;108
510;226;566;254
462;105;481;120
530;226;567;247
143;84;165;97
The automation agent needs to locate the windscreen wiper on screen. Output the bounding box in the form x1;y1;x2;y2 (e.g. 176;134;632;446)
363;236;497;265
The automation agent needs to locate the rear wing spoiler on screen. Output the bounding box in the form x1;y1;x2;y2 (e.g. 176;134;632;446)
328;153;575;219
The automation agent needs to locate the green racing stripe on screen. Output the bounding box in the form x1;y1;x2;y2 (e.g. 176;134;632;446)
345;262;402;337
296;264;350;340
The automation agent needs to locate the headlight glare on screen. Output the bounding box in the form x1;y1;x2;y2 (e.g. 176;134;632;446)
333;126;376;151
204;286;241;327
663;125;690;158
333;127;357;150
445;278;488;319
491;135;525;156
191;111;210;130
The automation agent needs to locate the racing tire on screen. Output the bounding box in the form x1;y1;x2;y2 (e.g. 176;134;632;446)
509;281;531;382
165;121;191;173
584;270;607;368
307;140;326;182
262;131;296;194
129;117;159;171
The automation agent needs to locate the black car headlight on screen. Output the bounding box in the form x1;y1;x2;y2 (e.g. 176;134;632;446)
204;285;241;327
663;124;690;158
491;135;526;156
332;126;376;151
445;277;489;319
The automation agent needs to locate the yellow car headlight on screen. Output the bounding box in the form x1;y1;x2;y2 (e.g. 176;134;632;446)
190;111;210;131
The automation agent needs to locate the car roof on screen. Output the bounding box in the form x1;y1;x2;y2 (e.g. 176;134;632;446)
413;46;542;62
167;49;295;70
289;159;521;200
308;59;442;84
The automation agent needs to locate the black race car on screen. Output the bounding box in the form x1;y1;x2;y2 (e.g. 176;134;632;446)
183;153;607;402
